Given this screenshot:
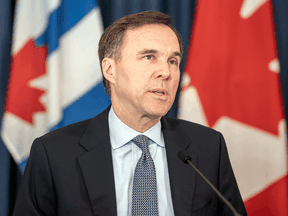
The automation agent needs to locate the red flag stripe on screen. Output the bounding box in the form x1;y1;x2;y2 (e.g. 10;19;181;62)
244;175;288;216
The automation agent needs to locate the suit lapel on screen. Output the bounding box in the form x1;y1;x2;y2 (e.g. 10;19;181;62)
162;117;197;216
77;106;117;216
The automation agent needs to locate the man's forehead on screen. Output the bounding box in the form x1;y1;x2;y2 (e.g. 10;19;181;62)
122;24;180;53
125;23;173;36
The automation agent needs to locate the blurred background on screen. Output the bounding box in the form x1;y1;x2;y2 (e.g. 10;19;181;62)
0;0;287;215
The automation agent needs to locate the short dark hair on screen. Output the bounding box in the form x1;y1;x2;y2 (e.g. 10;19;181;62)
98;11;183;97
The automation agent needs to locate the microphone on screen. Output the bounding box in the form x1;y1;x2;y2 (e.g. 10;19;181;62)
178;150;242;216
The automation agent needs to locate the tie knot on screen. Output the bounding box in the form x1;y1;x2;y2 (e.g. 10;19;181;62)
133;135;150;154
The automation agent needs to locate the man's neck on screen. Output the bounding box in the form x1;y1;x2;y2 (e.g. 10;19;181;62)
111;104;161;133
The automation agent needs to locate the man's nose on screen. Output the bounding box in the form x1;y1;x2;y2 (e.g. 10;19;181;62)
155;62;171;80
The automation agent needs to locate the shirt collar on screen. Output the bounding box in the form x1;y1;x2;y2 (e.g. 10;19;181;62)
108;106;164;150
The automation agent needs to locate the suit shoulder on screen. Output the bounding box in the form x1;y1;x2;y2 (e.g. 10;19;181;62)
165;117;220;134
162;117;221;138
39;119;91;145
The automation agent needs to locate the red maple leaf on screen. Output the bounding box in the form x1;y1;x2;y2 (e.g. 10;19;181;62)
5;39;47;124
185;0;283;136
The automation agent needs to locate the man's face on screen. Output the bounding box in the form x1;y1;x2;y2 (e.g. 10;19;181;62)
110;24;181;119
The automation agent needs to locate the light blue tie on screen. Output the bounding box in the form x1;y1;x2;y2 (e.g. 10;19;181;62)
131;135;159;216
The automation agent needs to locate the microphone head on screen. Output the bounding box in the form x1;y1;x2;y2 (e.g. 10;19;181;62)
178;150;192;164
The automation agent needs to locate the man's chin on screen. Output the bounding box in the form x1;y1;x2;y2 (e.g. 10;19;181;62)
142;109;169;120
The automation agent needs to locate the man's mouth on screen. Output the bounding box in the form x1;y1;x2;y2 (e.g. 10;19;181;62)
150;89;168;96
151;90;165;95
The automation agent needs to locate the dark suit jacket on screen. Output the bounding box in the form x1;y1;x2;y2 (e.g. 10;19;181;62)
13;106;247;216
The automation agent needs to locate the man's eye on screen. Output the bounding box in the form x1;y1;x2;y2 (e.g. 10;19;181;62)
169;59;178;65
144;55;155;60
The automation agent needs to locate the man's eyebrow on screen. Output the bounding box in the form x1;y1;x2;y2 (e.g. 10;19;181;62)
138;49;182;59
173;51;182;59
138;49;158;55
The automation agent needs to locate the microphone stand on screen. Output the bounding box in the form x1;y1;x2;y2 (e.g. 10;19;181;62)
179;150;242;216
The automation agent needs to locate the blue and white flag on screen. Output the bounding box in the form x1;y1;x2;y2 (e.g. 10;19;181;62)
1;0;110;172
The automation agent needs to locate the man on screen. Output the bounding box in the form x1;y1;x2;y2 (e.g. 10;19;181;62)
13;11;247;216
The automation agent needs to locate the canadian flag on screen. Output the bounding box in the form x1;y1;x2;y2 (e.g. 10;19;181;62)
179;0;287;215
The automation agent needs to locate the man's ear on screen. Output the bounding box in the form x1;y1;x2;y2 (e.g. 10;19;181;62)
102;57;116;84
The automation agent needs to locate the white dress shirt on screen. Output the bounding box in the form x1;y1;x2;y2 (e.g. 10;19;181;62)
108;107;175;216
